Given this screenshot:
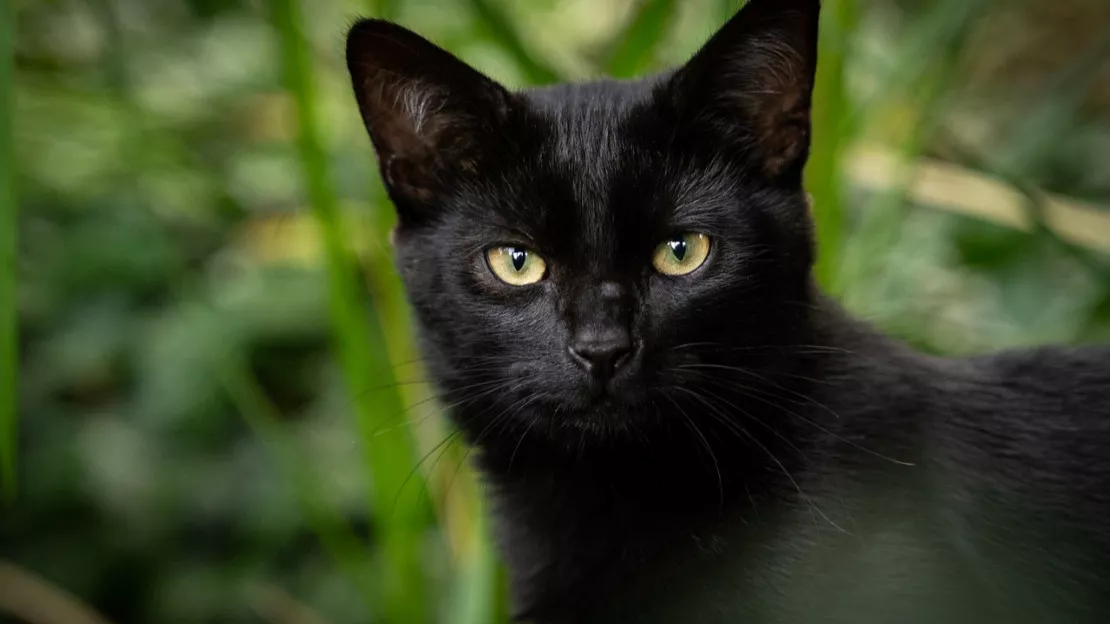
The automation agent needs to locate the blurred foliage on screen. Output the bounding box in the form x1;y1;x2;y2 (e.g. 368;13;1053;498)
2;0;18;503
3;0;1109;623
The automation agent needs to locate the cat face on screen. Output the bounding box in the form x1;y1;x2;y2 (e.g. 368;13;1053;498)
347;0;821;445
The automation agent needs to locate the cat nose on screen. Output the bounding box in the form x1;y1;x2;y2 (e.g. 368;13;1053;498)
568;333;632;379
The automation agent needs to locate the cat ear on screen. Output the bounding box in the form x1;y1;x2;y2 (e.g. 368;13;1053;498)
666;0;820;180
346;19;514;217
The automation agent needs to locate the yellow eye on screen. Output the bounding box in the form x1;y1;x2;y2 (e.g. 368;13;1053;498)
652;233;711;276
486;246;547;286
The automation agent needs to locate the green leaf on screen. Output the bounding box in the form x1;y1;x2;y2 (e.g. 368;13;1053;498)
604;0;678;78
446;489;504;624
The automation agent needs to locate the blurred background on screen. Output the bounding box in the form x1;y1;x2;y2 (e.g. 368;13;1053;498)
3;0;1110;622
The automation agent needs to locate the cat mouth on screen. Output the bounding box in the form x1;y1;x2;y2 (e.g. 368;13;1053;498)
572;373;643;413
578;366;636;402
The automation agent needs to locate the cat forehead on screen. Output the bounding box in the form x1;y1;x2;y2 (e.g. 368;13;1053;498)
522;78;661;115
519;80;652;165
518;81;738;210
446;79;745;246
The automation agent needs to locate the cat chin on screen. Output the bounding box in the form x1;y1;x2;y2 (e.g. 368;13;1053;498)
554;384;653;419
519;415;649;449
527;396;662;440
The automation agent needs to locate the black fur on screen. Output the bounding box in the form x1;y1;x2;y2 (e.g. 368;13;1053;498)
346;1;1110;621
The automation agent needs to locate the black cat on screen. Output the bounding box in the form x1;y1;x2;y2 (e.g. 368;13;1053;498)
345;1;1110;621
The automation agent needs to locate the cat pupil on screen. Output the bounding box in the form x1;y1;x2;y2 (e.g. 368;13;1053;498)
510;248;527;271
669;239;687;261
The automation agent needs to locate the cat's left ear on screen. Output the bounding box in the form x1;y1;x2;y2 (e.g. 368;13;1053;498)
665;0;820;181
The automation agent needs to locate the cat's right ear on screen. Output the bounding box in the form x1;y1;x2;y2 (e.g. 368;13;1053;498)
346;20;514;221
663;0;820;183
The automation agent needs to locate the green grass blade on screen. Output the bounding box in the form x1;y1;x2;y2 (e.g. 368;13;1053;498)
0;0;16;503
447;489;504;624
364;233;506;624
806;0;858;292
466;0;562;85
368;266;504;624
604;0;678;78
360;145;509;624
363;239;508;624
271;1;428;621
372;276;506;624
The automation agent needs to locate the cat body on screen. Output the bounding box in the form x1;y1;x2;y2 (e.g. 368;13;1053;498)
484;306;1110;623
345;1;1110;621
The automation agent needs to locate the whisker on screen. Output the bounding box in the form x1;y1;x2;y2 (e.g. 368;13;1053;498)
669;385;844;532
736;415;848;535
368;377;508;437
679;363;839;414
670;341;861;357
681;369;914;467
681;380;813;463
392;428;466;515
383;379;527;518
448;391;548;502
745;482;760;524
508;419;537;475
664;393;724;510
669;385;749;440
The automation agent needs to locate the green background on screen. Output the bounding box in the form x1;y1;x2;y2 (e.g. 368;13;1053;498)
3;0;1109;622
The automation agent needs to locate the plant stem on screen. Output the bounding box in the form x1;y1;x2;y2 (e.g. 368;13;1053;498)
806;0;857;292
271;1;427;620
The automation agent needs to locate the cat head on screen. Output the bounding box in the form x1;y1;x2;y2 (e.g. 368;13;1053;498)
347;0;821;450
